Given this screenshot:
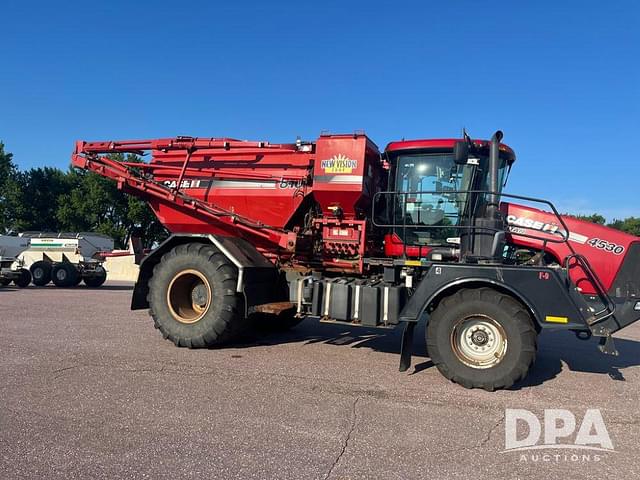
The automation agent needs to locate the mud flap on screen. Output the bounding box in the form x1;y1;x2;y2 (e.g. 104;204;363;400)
399;322;415;372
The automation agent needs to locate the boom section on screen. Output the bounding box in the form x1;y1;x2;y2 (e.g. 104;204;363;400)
71;137;310;252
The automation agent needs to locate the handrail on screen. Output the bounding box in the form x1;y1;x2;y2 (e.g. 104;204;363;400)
372;188;615;324
564;253;616;325
372;189;574;251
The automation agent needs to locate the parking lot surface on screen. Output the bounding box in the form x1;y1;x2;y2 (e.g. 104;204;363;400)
1;282;639;479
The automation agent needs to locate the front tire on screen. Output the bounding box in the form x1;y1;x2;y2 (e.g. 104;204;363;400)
13;269;32;288
426;288;537;391
148;243;247;348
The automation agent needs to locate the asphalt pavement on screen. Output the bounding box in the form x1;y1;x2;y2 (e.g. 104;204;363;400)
1;282;639;479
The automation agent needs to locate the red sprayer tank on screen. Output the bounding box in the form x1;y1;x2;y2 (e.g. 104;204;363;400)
72;133;385;271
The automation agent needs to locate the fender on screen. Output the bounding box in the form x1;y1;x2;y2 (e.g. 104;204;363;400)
399;263;590;331
131;234;277;312
421;277;541;328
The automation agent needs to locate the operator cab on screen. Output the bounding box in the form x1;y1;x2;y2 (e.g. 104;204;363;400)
381;137;516;258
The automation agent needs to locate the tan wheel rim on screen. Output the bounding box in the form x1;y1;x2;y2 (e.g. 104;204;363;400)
451;314;508;369
167;269;212;324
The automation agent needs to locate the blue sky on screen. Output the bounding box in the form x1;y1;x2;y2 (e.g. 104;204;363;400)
1;0;638;220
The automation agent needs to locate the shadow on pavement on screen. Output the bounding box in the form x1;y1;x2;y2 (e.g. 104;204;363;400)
510;330;640;389
82;284;135;291
24;284;135;291
0;286;19;292
233;319;640;388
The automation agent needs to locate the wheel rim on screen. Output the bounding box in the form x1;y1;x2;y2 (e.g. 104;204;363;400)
167;269;212;324
451;314;507;369
56;269;67;281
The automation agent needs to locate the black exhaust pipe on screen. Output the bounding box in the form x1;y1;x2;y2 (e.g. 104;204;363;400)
488;130;503;218
461;130;505;262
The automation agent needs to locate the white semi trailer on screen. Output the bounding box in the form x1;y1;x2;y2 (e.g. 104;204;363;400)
0;235;31;287
19;232;113;287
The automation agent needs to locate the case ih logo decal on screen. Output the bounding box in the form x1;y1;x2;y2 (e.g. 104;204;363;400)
506;215;626;255
506;215;559;234
163;179;204;189
320;154;358;174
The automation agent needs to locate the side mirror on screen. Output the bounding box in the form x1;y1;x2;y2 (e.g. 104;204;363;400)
453;140;469;165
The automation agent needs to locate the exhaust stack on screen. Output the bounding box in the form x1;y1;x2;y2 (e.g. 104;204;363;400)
488;130;503;218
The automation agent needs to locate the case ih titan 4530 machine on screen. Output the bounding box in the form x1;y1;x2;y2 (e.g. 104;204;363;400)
72;130;640;390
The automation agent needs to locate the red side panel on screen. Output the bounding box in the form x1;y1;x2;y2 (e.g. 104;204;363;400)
383;233;433;258
313;134;381;219
502;202;639;293
149;148;314;233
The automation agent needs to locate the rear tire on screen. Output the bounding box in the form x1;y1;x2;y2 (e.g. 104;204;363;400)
148;243;247;348
426;288;537;391
0;278;11;286
13;269;32;288
52;263;78;287
84;266;107;287
30;261;52;286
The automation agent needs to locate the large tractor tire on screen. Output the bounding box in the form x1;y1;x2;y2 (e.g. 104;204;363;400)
148;243;247;348
426;288;537;391
13;268;32;288
30;261;52;286
52;263;79;288
84;266;107;288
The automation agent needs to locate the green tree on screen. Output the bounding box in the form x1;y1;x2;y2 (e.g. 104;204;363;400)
9;167;74;232
575;213;606;225
57;153;167;248
608;217;640;237
0;142;19;232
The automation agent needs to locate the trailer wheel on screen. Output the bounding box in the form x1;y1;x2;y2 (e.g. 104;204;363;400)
13;268;32;288
0;278;11;286
84;266;107;288
52;263;78;288
426;288;537;391
30;261;52;286
148;243;247;348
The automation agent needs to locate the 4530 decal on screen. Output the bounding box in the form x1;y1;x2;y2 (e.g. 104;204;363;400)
587;238;625;255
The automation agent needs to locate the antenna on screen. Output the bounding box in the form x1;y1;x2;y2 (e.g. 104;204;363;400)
462;128;472;144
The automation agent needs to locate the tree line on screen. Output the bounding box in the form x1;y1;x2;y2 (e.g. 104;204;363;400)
0;142;167;249
1;141;638;249
570;214;640;237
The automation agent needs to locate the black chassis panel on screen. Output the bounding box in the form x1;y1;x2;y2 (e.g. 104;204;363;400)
399;263;590;330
